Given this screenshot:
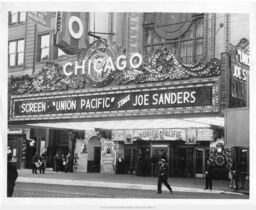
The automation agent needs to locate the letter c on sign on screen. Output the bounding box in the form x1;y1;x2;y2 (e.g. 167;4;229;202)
68;16;83;39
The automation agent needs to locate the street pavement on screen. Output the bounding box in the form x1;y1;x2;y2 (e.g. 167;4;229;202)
14;169;249;198
13;182;248;198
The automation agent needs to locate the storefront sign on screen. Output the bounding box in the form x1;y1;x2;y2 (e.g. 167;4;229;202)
196;129;214;141
10;79;219;122
185;129;197;144
8;129;23;134
132;128;213;142
27;12;50;27
63;53;142;79
112;130;125;141
54;12;89;54
133;129;186;141
230;39;249;101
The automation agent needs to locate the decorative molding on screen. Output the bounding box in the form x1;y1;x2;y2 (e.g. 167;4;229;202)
138;13;144;54
10;41;221;94
224;14;230;52
207;13;216;60
108;13;114;41
203;13;209;59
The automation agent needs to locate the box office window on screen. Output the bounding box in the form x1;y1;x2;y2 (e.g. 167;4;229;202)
9;12;26;25
37;34;50;62
143;13;204;64
8;39;24;67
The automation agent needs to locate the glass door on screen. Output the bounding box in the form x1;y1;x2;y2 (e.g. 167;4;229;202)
151;145;169;177
173;147;186;176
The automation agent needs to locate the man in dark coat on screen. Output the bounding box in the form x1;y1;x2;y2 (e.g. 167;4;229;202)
7;148;18;197
204;160;214;190
157;159;173;194
32;154;39;174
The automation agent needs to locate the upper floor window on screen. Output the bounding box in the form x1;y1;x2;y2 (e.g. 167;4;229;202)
8;39;24;67
89;13;114;43
9;12;26;25
37;34;50;62
143;13;204;64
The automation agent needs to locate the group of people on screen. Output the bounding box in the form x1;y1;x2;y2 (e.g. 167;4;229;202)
229;161;247;191
204;159;247;191
32;153;47;174
54;152;73;173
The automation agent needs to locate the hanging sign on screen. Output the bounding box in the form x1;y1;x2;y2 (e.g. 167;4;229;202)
54;12;89;54
230;39;249;101
196;129;214;141
185;129;197;144
27;12;51;28
133;129;186;141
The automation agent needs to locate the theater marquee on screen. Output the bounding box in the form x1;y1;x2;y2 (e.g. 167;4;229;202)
9;78;220;122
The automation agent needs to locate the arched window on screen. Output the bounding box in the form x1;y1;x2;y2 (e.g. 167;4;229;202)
143;13;204;64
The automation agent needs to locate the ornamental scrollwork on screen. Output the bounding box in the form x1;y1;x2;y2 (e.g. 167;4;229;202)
10;40;221;94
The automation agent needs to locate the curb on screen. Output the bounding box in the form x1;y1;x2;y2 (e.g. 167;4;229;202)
16;176;246;196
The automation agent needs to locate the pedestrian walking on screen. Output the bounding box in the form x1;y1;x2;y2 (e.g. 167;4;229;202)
54;153;59;172
157;159;173;194
204;159;213;190
32;153;39;174
39;154;47;174
7;147;18;197
116;155;124;174
62;154;66;172
229;164;236;189
65;152;72;173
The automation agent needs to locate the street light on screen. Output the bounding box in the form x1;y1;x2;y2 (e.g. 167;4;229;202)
216;143;224;154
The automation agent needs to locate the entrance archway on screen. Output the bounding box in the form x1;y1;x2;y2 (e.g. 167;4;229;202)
87;136;101;172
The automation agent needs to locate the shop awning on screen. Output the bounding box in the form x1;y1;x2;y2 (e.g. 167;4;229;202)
26;117;224;131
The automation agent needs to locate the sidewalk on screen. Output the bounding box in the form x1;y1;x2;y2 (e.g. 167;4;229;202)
16;169;249;196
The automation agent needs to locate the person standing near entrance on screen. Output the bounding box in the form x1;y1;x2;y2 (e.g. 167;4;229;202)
32;153;39;174
204;159;214;190
7;147;18;197
157;159;173;194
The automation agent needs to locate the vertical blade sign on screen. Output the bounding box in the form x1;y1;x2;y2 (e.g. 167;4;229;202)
54;12;89;55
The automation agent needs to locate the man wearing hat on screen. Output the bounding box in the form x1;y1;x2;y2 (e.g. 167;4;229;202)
157;158;173;194
7;146;18;197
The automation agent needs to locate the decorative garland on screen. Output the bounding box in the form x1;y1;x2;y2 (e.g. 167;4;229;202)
10;40;221;94
209;147;233;170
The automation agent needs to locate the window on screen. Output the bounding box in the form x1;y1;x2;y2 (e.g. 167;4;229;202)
143;13;204;64
8;39;24;67
9;12;26;25
37;34;50;62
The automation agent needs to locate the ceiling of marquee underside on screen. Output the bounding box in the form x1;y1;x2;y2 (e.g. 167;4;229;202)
25;117;224;131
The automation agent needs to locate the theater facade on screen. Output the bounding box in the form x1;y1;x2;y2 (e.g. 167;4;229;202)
8;12;249;178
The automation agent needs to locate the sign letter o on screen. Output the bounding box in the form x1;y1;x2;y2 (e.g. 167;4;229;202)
130;53;143;69
68;16;83;39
